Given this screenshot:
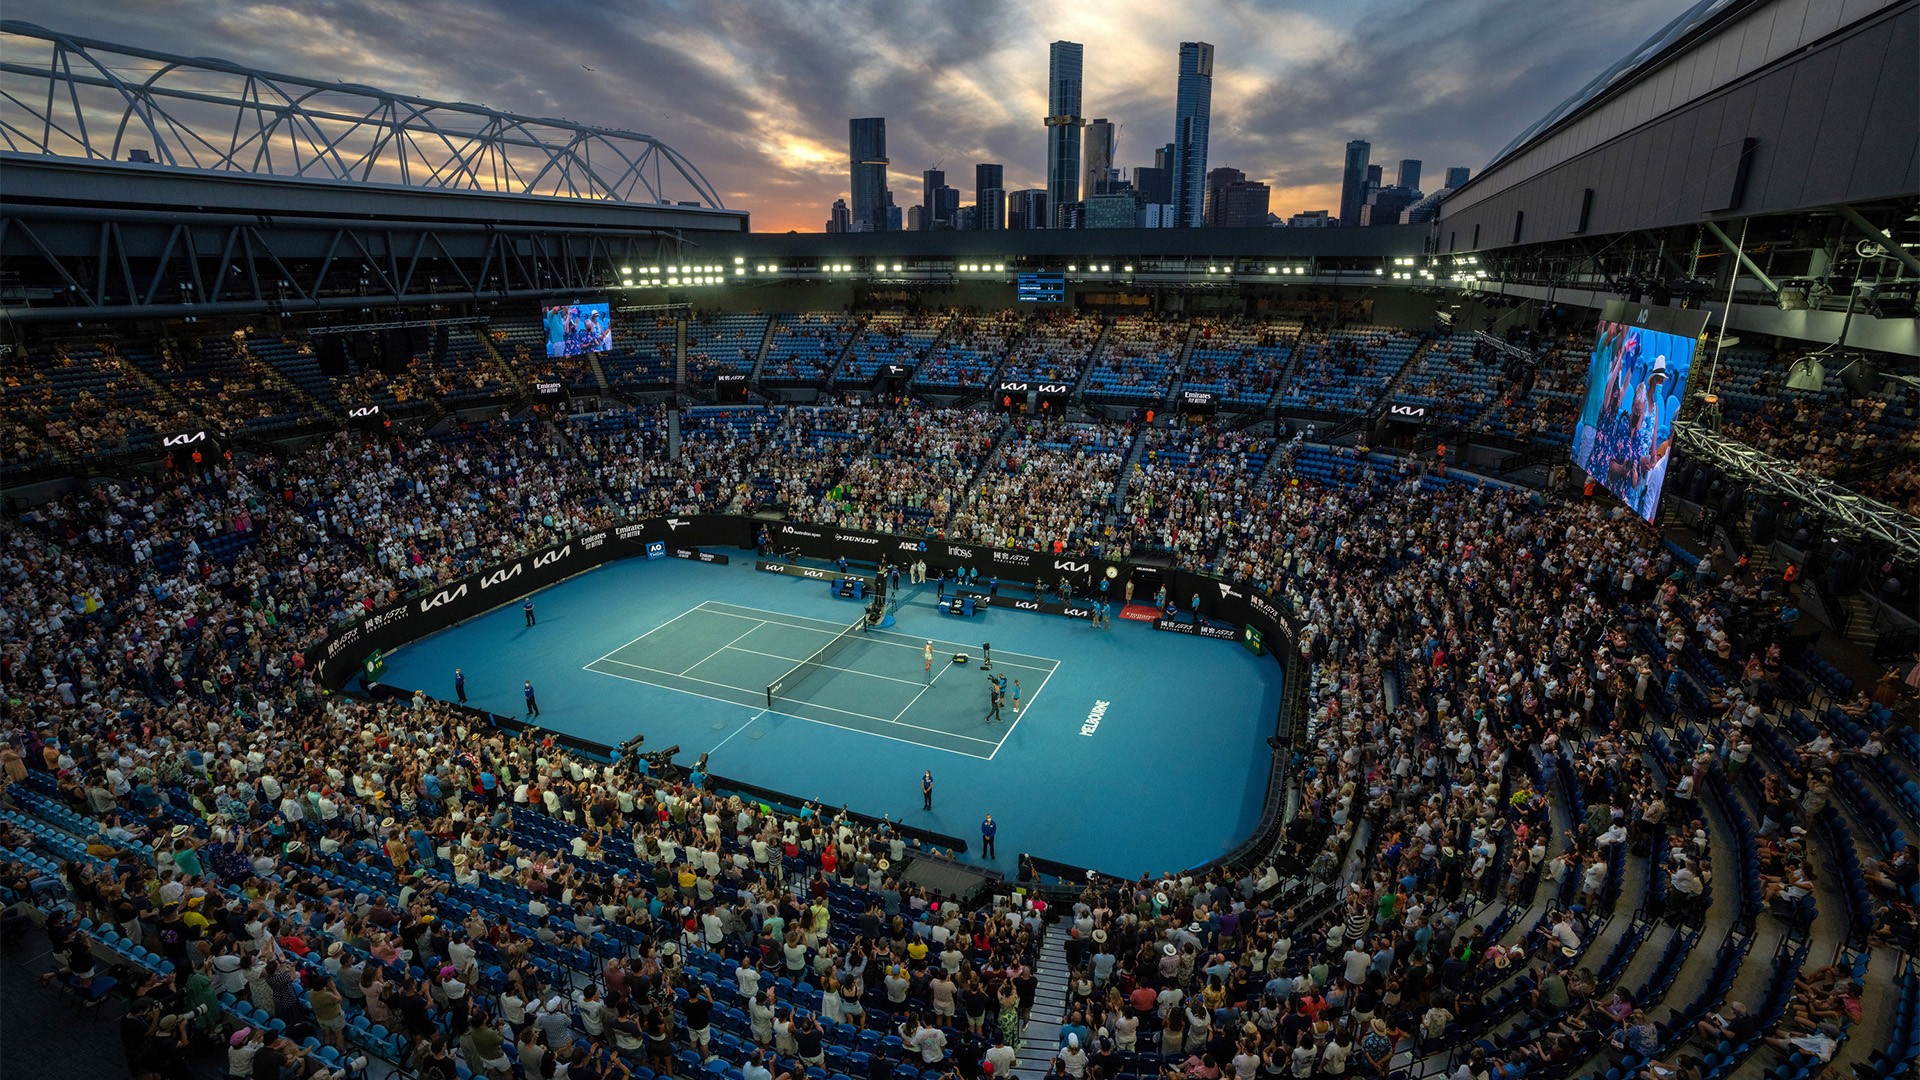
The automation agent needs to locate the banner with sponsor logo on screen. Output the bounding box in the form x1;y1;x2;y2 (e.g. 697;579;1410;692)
306;514;748;689
766;521;1124;587
1153;616;1240;640
986;595;1093;621
755;559;841;581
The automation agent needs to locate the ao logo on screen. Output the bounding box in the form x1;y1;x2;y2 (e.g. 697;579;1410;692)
420;584;468;611
480;564;523;589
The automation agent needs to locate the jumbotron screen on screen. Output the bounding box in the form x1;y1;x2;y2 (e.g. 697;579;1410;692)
543;302;613;358
1016;272;1067;303
1571;301;1708;522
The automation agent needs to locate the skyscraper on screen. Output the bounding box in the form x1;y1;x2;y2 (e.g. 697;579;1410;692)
1045;41;1085;228
922;168;958;229
1445;166;1471;189
827;198;850;234
849;118;890;233
1366;164;1382;193
1397;159;1422;192
975;163;1005;230
1170;41;1214;228
1131;165;1172;206
1084;118;1117;197
1009;189;1048;230
1203;166;1245;227
1338;140;1370;227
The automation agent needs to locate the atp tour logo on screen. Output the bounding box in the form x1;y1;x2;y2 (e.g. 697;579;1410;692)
419;584;468;612
1052;559;1091;573
162;431;208;447
480;564;524;589
532;545;571;568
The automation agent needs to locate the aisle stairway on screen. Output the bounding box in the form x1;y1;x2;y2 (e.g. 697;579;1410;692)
1012;922;1071;1080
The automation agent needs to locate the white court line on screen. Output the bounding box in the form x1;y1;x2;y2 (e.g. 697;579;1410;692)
697;600;1060;672
596;656;993;746
707;710;766;757
679;625;766;676
722;645;934;688
892;646;956;727
988;662;1057;762
588;662;993;761
589;606;715;665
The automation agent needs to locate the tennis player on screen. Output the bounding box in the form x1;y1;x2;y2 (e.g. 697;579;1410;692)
924;641;933;677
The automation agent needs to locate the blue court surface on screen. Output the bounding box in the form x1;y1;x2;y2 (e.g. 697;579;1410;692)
373;555;1281;878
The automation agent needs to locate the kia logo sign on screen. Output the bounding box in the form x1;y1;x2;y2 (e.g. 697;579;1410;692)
532;545;570;568
1012;599;1041;611
1063;606;1093;619
480;564;524;589
419;584;468;611
347;406;381;418
1388;404;1428;419
1052;560;1090;573
162;431;208;447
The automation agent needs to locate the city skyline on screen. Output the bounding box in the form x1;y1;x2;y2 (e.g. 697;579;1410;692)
10;0;1693;232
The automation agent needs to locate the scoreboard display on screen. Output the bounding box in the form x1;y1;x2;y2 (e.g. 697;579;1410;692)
1016;272;1067;303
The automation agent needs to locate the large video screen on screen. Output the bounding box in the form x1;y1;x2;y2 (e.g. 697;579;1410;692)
1016;272;1066;303
543;302;613;358
1571;301;1708;522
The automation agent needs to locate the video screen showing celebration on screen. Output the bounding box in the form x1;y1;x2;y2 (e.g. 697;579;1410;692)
542;302;613;358
1571;301;1707;522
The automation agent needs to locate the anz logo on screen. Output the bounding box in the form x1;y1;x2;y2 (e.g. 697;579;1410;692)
1053;560;1091;573
532;545;571;569
480;564;524;589
162;431;208;447
420;584;468;612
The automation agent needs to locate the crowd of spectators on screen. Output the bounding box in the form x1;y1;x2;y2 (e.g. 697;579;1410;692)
3;322;1917;1080
916;310;1027;390
950;421;1126;555
1727;394;1920;514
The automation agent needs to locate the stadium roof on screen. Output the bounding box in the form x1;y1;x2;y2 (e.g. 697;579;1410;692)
1486;0;1755;170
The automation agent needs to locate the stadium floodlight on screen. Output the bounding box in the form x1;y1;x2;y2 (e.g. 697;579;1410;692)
1067;264;1077;272
1266;267;1277;275
668;277;679;286
893;263;903;271
735;267;745;276
621;266;633;274
1123;265;1133;272
1208;265;1219;273
733;256;744;264
995;263;1006;272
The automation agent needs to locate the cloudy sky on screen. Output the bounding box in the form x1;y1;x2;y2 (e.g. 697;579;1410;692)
5;0;1689;231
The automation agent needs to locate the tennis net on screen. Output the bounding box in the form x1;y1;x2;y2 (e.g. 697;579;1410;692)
766;612;867;708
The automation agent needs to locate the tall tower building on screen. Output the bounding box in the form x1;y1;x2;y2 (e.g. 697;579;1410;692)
1397;159;1422;192
1338;140;1370;227
975;163;1006;230
1044;41;1090;225
1445;166;1471;189
1170;41;1215;228
1204;166;1245;227
1083;118;1117;197
1045;41;1085;228
848;118;890;233
827;198;850;234
921;168;953;229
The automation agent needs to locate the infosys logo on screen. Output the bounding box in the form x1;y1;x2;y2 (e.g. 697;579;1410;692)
945;545;976;560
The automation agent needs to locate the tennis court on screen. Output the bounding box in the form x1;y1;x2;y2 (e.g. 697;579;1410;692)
583;600;1059;759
